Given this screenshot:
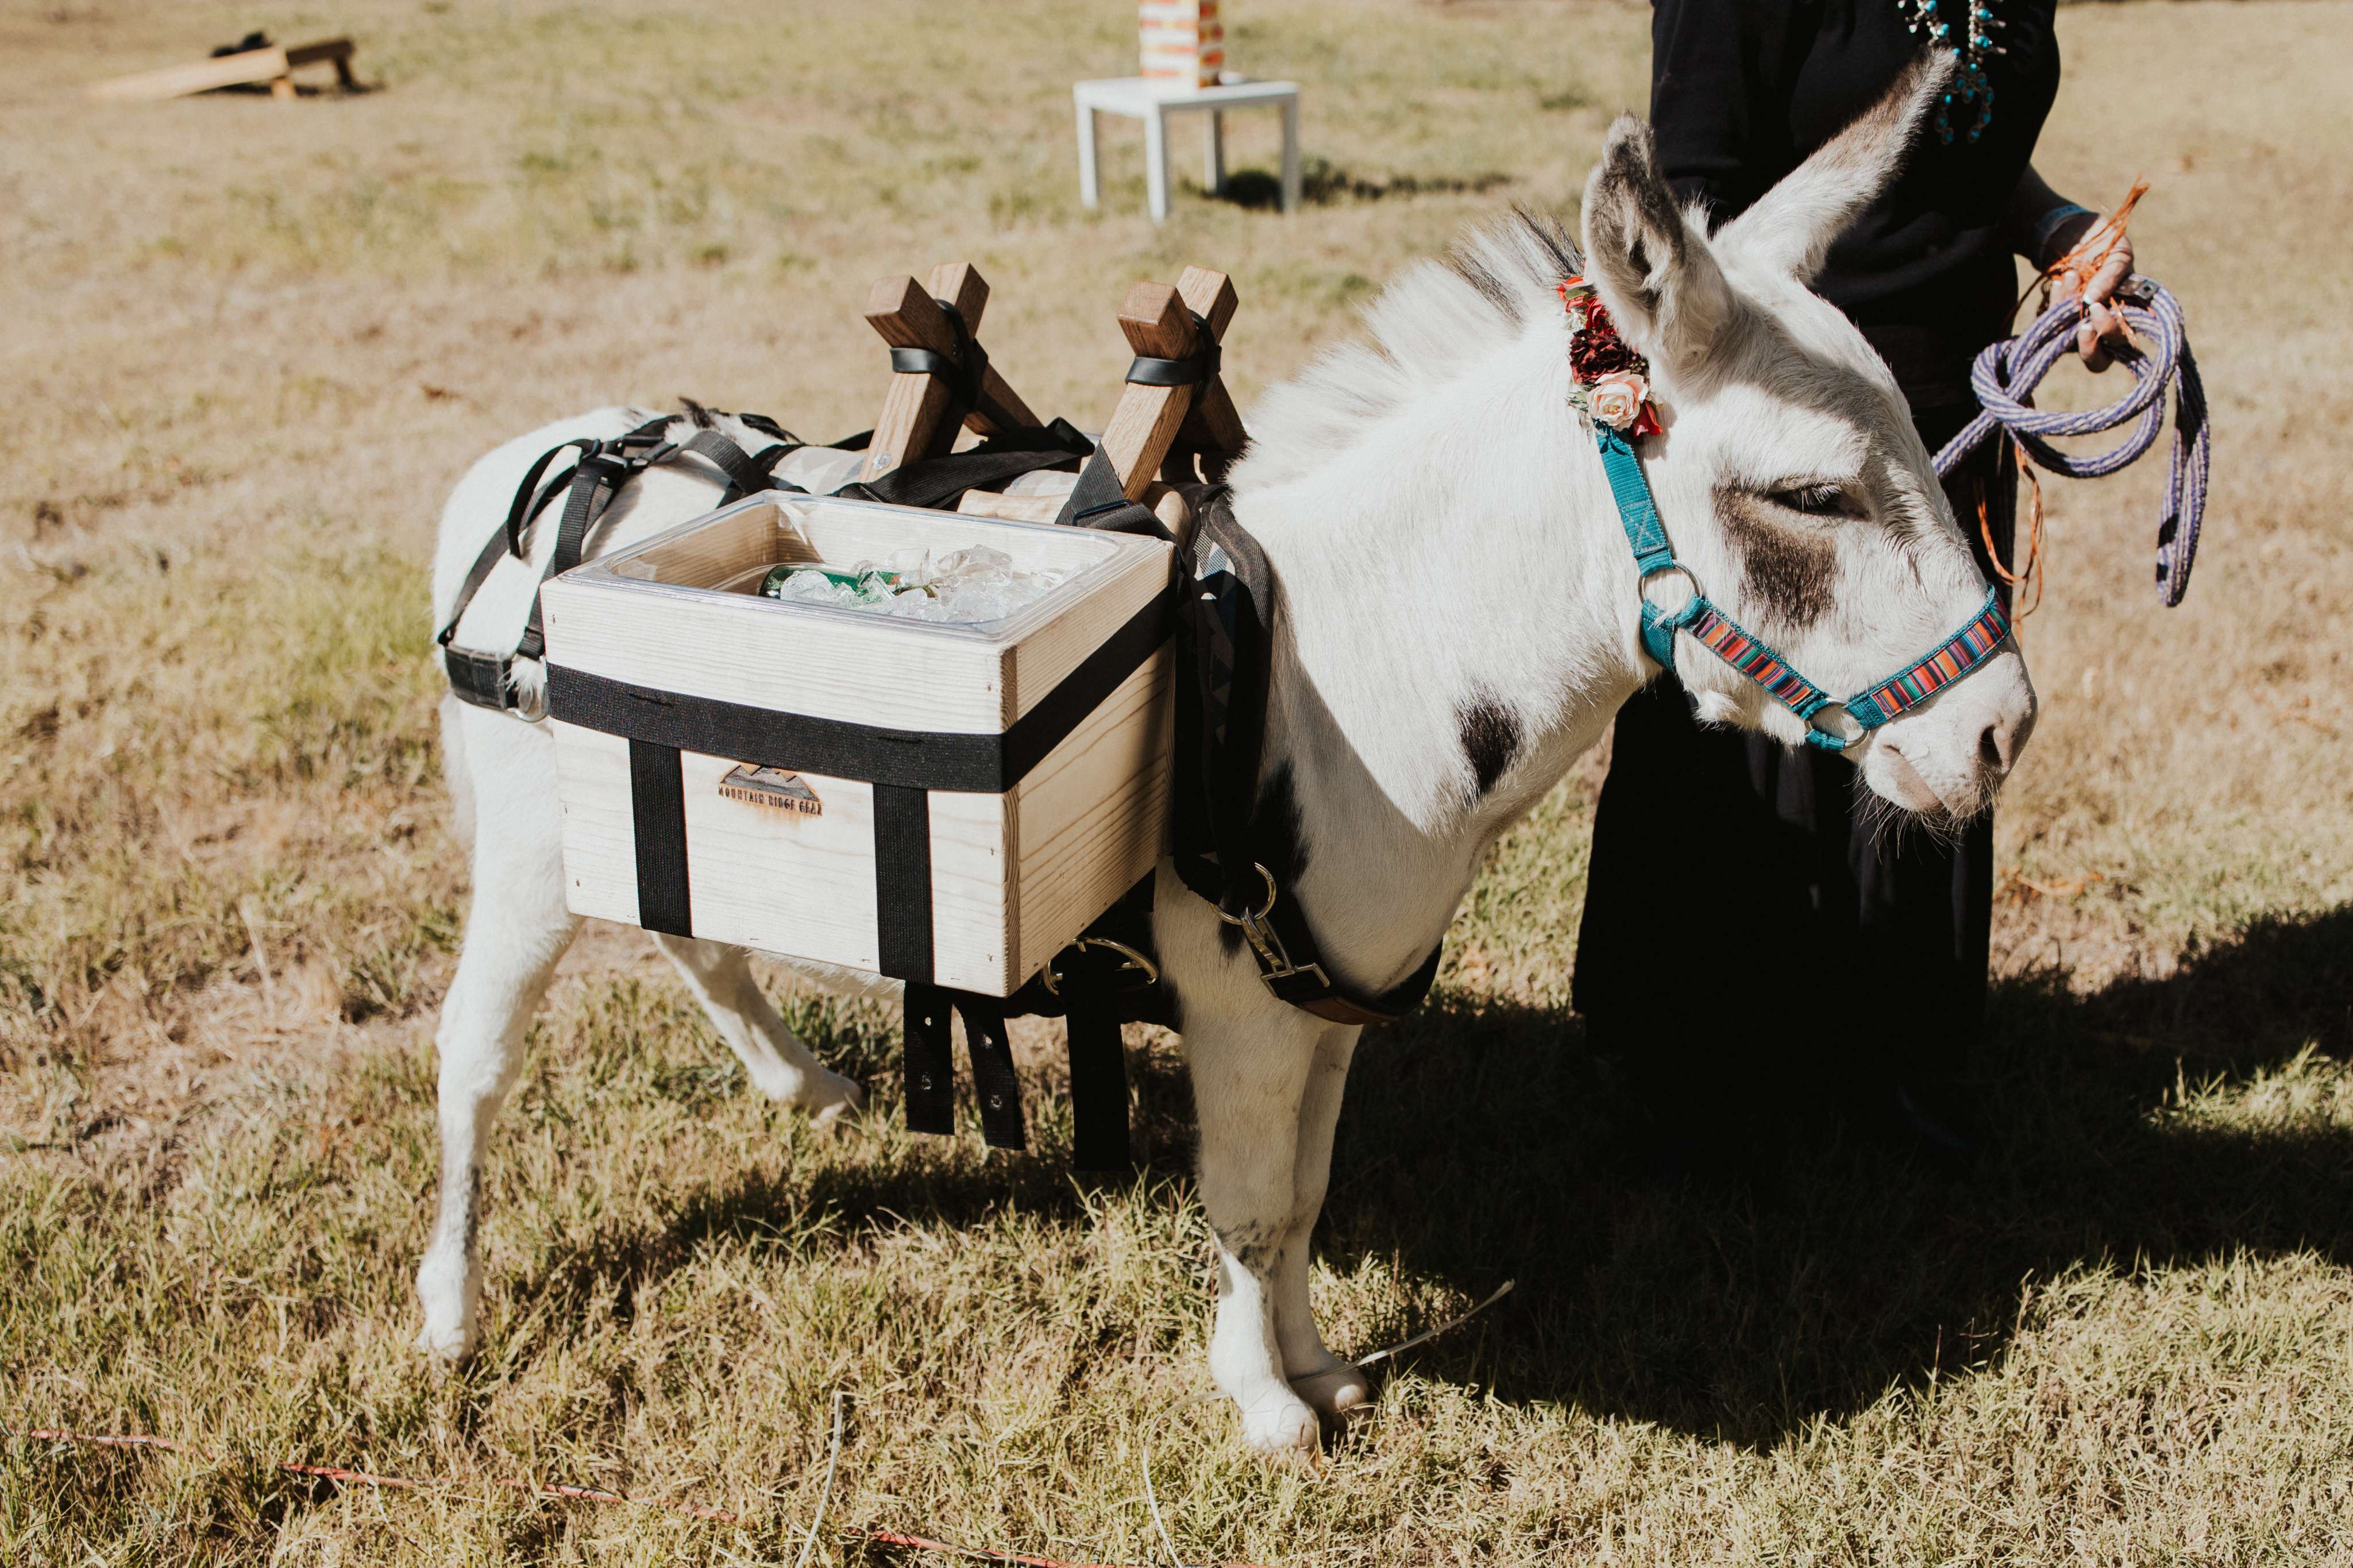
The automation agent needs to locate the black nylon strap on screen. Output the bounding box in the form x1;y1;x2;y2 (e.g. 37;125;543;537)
503;435;596;560
443;647;512;712
516;416;676;664
1171;486;1275;909
517;453;637;662
885;298;1026;435
1125;314;1222;388
1064;997;1131;1169
1266;939;1442;1026
436;429;601;709
440;527;510;650
902;982;958;1135
545;592;1168;794
514;421;806;669
677;427;794;504
446;411;838;716
628;740;693;936
900;986;1027;1150
1050;447;1172;539
838;418;1093;511
956;995;1027;1151
889;347;950;375
871;783;934;982
440;524;518;708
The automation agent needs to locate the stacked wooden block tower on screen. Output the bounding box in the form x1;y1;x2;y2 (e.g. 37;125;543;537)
1139;1;1224;88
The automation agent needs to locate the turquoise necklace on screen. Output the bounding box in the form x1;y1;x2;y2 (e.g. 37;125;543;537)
1896;0;2002;143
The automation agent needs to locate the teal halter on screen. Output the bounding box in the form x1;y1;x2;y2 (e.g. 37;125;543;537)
1596;422;2012;753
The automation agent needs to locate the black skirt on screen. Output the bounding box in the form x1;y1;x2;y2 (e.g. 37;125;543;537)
1572;404;2016;1131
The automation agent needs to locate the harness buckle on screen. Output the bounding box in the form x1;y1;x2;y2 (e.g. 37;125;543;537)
1215;863;1330;993
578;434;674;492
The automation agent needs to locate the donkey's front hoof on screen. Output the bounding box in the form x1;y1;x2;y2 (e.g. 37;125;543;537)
1290;1360;1372;1419
412;1308;475;1368
1237;1392;1323;1460
413;1255;477;1366
800;1071;866;1131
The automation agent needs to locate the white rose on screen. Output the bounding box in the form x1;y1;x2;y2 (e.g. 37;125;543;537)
1588;371;1650;431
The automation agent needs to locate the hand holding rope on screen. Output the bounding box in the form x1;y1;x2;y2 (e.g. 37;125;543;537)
1930;270;2211;608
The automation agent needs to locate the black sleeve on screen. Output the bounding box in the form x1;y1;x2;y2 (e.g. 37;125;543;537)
1649;0;1802;222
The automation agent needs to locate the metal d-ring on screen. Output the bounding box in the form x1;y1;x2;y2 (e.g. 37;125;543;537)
1042;937;1160;996
511;668;549;723
1213;862;1280;928
1212;863;1329;992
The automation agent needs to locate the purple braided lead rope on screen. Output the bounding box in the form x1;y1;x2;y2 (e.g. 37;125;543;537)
1931;275;2211;606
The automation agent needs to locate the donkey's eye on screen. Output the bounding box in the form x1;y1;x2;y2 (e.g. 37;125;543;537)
1765;482;1855;518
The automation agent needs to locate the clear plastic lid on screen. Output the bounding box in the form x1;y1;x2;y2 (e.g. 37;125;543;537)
589;492;1131;643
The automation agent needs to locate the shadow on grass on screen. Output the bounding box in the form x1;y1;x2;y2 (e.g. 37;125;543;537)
1324;903;2353;1447
506;1036;1201;1337
1218;157;1512;210
505;906;2352;1447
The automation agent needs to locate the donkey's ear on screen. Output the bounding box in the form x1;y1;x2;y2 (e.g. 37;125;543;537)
1717;53;1954;283
1579;114;1733;371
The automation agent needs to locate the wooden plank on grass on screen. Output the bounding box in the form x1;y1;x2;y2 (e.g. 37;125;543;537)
88;37;357;103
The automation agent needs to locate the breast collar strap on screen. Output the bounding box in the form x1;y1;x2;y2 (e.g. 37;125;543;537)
1595;423;2013;751
1168;484;1442;1028
1213;861;1443;1026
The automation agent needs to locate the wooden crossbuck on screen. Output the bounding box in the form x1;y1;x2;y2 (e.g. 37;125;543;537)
88;37;358;103
950;264;1246;536
859;263;1043;483
1103;265;1244;495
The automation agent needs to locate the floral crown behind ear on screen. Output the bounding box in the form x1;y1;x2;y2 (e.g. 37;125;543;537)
1560;276;1662;438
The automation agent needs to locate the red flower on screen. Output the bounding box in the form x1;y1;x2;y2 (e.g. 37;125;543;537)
1571;328;1642;383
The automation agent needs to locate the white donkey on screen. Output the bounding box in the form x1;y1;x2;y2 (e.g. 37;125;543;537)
419;65;2035;1456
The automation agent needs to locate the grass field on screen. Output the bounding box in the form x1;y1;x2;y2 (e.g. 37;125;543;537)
6;1;2353;1561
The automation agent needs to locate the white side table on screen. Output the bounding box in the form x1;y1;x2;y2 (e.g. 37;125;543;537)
1074;74;1301;223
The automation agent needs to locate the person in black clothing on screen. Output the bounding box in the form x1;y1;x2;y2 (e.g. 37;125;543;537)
1573;0;2138;1172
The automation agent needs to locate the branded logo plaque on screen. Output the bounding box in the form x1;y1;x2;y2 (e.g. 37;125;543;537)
718;764;823;816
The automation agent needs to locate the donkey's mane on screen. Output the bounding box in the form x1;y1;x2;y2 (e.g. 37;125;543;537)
1230;208;1583;491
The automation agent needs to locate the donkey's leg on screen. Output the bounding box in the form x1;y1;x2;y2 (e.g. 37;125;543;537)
649;936;864;1122
1277;1023;1370;1418
1188;1002;1329;1457
415;714;579;1364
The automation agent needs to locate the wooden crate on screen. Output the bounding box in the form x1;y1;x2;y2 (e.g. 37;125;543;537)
537;493;1175;997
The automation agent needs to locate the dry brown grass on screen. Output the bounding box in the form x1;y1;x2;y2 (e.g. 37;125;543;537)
5;1;2353;1562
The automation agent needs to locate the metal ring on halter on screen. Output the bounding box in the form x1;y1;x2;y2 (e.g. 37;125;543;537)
1213;863;1280;928
1804;701;1865;751
1040;937;1160;997
1639;561;1700;622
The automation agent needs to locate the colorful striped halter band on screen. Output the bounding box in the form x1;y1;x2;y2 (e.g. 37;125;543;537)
1595;422;2012;754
